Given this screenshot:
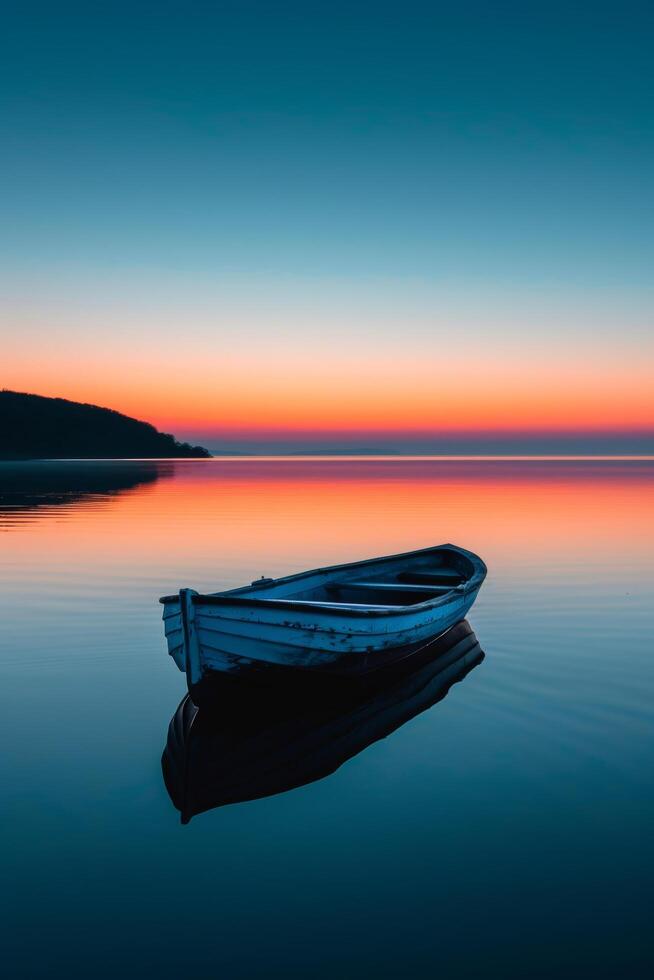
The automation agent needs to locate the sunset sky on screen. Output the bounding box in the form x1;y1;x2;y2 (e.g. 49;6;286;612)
2;2;653;452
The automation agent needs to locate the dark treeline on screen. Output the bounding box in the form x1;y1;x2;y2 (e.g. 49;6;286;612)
0;391;211;459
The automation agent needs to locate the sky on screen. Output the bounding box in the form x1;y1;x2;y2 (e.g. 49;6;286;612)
2;1;653;452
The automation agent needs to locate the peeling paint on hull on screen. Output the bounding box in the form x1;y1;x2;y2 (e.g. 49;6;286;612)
160;543;486;690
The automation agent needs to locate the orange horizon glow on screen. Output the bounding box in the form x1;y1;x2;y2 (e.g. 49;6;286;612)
5;369;654;437
5;319;654;436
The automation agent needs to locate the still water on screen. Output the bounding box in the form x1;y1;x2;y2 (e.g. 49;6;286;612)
1;459;653;978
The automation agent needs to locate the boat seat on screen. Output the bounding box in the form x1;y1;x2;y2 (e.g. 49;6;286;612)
397;570;463;586
334;581;453;594
327;581;454;605
293;599;398;610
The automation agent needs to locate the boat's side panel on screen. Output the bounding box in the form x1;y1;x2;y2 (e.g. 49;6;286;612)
192;589;480;677
194;589;477;644
187;618;482;698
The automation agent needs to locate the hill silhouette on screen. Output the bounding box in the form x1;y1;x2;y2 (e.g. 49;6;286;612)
0;391;211;459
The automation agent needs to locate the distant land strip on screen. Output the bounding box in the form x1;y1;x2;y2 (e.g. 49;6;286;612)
200;433;654;456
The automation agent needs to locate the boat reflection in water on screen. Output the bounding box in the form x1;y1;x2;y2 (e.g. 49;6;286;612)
162;620;484;823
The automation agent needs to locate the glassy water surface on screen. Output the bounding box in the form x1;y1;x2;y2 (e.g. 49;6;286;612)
1;459;653;978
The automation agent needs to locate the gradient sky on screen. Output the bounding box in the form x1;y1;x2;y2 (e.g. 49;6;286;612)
2;1;653;450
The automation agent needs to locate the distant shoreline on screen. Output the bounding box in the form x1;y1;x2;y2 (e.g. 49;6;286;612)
2;391;652;461
3;454;653;462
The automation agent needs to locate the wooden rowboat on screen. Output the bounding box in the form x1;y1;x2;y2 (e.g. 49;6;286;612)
159;543;486;694
160;543;486;692
162;620;484;821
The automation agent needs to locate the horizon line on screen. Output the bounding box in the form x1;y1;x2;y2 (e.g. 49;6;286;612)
13;454;650;462
201;454;654;462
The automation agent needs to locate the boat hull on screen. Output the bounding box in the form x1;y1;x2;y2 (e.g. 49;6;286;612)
160;544;487;690
164;587;481;690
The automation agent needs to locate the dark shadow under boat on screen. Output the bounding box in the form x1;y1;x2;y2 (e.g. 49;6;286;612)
162;620;484;823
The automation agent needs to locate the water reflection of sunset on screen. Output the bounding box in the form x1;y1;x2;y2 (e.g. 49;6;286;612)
4;462;652;599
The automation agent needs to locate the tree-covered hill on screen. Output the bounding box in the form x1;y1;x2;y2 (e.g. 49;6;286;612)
0;391;211;459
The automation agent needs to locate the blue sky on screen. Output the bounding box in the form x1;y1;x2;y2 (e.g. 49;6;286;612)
2;1;653;450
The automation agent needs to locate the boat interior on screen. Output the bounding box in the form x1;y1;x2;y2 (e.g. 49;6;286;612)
242;551;474;608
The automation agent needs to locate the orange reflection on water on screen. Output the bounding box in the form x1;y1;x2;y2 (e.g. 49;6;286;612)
3;461;653;597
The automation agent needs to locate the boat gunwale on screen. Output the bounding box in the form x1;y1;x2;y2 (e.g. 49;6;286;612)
159;544;487;619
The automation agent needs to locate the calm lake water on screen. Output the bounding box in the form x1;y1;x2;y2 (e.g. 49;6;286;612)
1;458;653;979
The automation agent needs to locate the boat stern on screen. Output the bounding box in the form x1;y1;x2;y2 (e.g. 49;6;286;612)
160;594;186;672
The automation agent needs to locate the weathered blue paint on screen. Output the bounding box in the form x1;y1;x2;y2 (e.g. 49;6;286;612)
160;543;487;688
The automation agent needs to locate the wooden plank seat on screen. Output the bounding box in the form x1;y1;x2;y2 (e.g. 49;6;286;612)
327;580;455;605
397;570;463;586
335;581;454;594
